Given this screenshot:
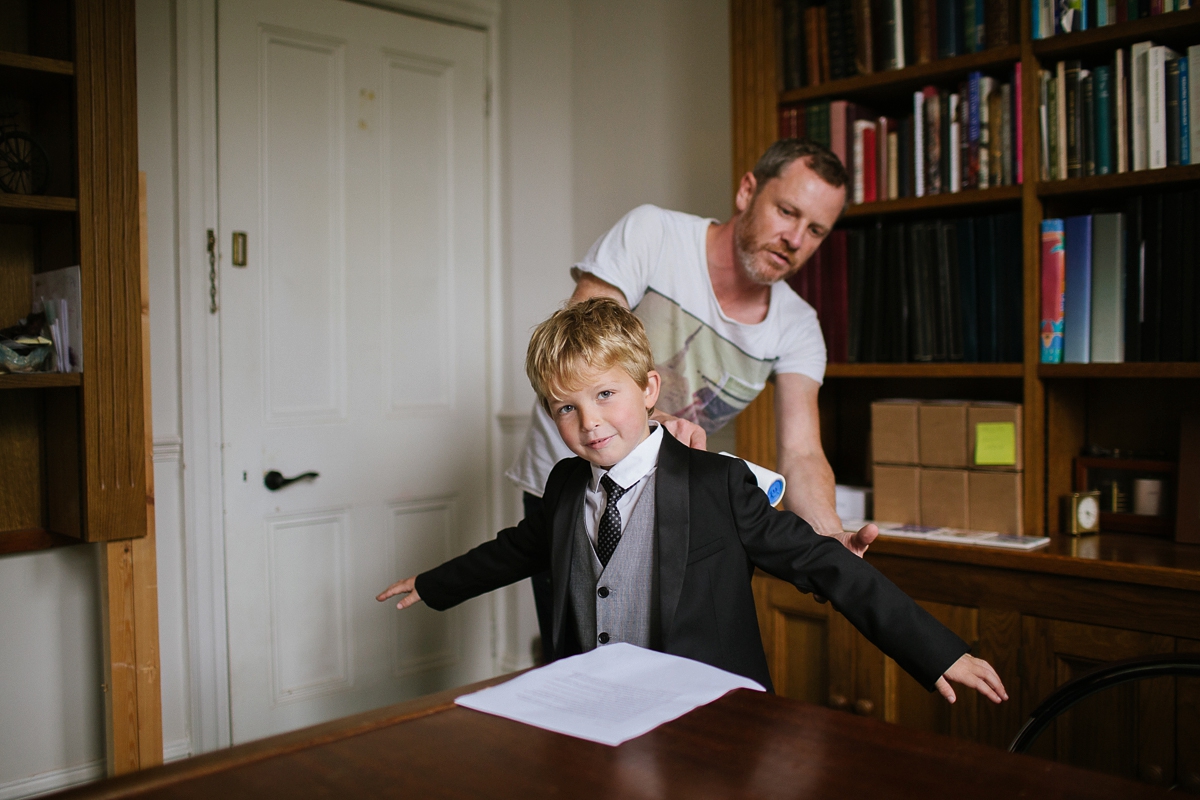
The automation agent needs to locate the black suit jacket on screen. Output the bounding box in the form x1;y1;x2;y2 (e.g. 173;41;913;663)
416;430;968;692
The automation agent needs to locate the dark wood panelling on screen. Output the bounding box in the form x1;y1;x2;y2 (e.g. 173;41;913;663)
74;0;145;541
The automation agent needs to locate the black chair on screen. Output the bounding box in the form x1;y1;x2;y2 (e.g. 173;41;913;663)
1009;652;1200;755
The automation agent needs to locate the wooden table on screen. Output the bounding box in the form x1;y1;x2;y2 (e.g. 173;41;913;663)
53;675;1166;799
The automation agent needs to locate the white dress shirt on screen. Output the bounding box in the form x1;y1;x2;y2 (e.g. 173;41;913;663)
583;423;664;546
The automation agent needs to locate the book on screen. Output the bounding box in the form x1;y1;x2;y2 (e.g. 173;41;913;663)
1063;215;1094;363
914;91;926;196
781;0;806;90
1066;61;1083;177
804;3;823;86
1081;69;1095;176
908;223;934;361
1090;212;1126;363
1130;41;1152;170
853;0;874;75
1094;64;1114;174
1124;194;1143;361
1167;56;1182;166
937;221;964;361
999;212;1025;362
1190;46;1200;164
1181;56;1191;165
987;0;1018;47
887;127;900;199
957;218;980;362
976;215;999;361
1001;82;1014;185
1040;218;1066;364
916;0;936;63
847;229;866;362
1147;46;1185;167
949;93;961;191
1115;49;1128;172
1141;193;1162;360
979;77;994;187
968;72;982;188
925;86;942;195
1159;192;1181;361
936;0;957;59
1015;63;1023;183
1056;61;1069;178
988;87;1003;187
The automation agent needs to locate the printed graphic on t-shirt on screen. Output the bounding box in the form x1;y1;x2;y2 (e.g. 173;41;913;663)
635;290;776;433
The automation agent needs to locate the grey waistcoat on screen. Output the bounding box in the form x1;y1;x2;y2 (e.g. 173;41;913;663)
569;472;659;652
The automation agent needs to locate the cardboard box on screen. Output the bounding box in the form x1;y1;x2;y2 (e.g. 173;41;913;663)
836;484;873;522
969;402;1024;471
969;471;1024;535
873;466;921;525
919;401;970;468
871;400;920;465
920;469;970;529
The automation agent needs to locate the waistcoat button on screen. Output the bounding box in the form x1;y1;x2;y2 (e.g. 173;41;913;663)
597;586;609;598
598;632;610;644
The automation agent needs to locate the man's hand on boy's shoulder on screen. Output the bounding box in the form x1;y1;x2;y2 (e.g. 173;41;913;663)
650;408;706;449
376;576;422;609
935;653;1009;705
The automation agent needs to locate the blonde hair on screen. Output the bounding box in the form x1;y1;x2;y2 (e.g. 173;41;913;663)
526;297;656;411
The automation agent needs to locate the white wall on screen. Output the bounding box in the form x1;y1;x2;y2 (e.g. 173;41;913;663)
0;0;730;794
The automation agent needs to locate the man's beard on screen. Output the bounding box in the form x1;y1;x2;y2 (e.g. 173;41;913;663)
734;211;796;286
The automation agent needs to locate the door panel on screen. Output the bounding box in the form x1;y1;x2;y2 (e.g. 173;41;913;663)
218;0;490;743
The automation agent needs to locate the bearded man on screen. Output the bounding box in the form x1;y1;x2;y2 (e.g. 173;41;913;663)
507;139;879;657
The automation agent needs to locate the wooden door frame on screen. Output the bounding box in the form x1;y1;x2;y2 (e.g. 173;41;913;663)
169;0;503;754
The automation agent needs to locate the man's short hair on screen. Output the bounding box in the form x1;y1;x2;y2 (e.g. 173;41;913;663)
526;297;655;412
752;138;848;191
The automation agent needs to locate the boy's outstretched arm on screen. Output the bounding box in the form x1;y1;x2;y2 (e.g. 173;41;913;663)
376;577;422;610
935;653;1008;704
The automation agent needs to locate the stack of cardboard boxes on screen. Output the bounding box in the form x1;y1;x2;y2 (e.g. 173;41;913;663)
872;400;1024;535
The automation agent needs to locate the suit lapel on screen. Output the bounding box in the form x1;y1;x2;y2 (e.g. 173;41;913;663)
550;459;589;655
656;430;691;640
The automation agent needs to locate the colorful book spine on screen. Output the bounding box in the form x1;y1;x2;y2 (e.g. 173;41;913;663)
1040;219;1066;364
1063;215;1094;363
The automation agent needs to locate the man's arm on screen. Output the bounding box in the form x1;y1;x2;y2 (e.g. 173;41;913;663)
569;272;707;449
774;372;877;555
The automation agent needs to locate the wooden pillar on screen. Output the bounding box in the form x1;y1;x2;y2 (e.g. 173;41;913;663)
100;172;163;775
730;0;781;466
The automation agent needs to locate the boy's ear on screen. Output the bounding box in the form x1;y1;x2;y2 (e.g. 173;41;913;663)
643;370;661;412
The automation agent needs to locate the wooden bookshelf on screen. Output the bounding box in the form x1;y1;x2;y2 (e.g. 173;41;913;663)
842;185;1021;218
0;372;82;389
0;50;74;75
1032;7;1200;61
732;0;1200;545
1039;363;1200;379
1037;164;1200;197
826;363;1024;379
780;44;1021;105
0;194;78;219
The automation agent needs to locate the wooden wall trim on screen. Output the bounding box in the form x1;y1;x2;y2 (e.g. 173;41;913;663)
75;0;146;541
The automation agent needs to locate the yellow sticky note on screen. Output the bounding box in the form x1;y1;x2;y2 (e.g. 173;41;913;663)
975;422;1017;466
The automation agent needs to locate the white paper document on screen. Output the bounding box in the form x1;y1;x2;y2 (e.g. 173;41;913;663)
454;643;764;746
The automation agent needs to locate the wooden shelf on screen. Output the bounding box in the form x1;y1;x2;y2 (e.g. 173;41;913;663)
0;194;78;221
0;528;82;557
1032;8;1200;62
842;185;1022;219
1037;164;1200;198
826;362;1023;378
0;372;81;389
1039;363;1200;379
0;50;74;76
780;45;1021;105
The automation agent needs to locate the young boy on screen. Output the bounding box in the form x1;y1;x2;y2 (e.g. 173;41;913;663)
378;298;1007;703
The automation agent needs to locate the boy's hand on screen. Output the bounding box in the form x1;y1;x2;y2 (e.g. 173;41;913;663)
838;522;879;557
935;653;1008;704
650;409;707;450
376;577;422;609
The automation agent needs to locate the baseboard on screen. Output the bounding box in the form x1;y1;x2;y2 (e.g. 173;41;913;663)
0;759;105;800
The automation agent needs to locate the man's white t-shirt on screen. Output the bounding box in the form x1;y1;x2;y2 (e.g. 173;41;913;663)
507;204;827;497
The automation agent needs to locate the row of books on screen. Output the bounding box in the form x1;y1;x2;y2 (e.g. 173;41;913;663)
779;69;1023;204
1032;0;1194;40
790;212;1023;363
1039;45;1200;179
1039;189;1200;364
780;0;1020;90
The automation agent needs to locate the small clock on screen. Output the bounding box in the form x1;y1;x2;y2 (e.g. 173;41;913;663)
1063;491;1101;535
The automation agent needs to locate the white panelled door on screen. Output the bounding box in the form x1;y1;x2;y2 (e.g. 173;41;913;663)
217;0;492;742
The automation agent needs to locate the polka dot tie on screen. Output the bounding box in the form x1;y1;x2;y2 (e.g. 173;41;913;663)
597;475;632;566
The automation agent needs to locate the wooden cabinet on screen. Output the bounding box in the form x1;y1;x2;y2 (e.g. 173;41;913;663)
755;572;1019;749
0;0;144;553
754;537;1200;791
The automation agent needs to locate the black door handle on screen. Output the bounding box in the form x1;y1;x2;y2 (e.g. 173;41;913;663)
264;470;319;491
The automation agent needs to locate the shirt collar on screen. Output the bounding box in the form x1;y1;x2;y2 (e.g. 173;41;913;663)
589;422;663;492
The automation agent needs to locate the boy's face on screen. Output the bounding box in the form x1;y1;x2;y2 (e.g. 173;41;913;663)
546;364;661;469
